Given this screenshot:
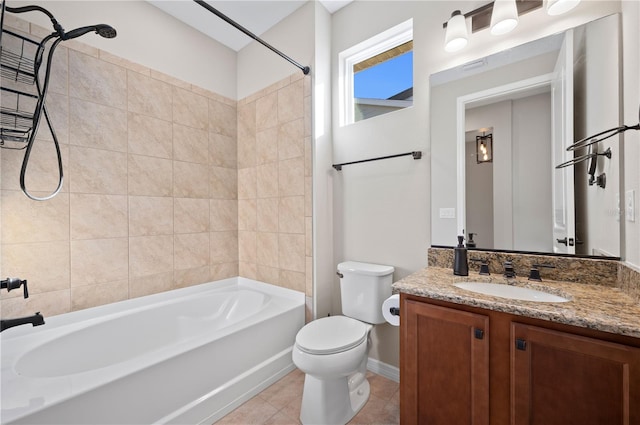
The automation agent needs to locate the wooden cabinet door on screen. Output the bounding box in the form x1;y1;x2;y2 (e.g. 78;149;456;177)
511;323;640;425
401;299;490;425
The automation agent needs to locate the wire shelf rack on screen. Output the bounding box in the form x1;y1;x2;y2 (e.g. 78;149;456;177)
0;86;37;147
1;1;115;200
0;28;42;85
0;3;45;151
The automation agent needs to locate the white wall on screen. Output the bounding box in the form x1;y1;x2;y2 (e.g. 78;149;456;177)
312;2;334;319
8;0;237;99
574;14;621;257
332;1;431;279
237;1;315;100
622;0;640;268
511;92;553;252
331;0;622;368
465;93;552;252
331;1;431;369
466;100;514;250
464;133;494;249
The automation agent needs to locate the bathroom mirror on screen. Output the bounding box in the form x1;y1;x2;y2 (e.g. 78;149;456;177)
430;14;622;258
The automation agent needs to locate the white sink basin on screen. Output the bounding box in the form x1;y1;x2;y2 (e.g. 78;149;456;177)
454;282;570;303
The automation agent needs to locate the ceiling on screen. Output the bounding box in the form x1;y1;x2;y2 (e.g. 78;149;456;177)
147;0;353;52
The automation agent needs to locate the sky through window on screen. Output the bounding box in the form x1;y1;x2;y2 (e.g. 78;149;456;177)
354;51;413;100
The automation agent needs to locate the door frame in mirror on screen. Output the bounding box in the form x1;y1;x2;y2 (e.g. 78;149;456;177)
455;73;555;241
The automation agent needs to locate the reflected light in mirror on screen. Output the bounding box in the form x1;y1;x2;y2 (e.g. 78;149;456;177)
476;133;493;163
490;0;519;35
546;0;581;16
445;10;468;52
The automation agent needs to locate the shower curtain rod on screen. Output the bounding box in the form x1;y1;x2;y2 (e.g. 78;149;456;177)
193;0;310;75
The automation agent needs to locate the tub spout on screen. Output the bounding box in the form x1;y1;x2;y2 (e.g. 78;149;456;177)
1;312;45;332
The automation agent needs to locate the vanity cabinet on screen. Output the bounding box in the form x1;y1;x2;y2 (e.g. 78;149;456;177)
401;299;490;424
400;294;640;425
511;323;640;425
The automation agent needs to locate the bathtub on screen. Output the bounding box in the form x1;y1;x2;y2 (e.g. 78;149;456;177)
0;277;305;424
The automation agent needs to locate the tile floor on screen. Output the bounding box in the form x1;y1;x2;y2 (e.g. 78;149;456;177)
216;368;400;425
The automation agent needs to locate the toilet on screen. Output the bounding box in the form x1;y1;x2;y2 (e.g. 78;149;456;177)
293;261;394;425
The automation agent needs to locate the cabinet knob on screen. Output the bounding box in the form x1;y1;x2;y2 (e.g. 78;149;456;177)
474;328;484;339
515;338;527;351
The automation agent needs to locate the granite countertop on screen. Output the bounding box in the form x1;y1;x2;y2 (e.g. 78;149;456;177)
392;267;640;339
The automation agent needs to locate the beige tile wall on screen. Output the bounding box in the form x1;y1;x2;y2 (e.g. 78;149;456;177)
1;19;239;317
236;74;313;311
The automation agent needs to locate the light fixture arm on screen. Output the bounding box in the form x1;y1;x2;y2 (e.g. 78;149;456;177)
442;0;541;33
442;3;493;29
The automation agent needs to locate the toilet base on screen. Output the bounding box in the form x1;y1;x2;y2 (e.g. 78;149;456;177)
299;371;370;425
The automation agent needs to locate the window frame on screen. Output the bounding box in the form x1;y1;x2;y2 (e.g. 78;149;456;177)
338;18;414;127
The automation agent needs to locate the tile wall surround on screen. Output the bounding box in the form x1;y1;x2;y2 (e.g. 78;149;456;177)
427;247;640;301
236;71;314;321
0;16;313;319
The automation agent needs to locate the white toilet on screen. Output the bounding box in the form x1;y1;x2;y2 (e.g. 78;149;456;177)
293;261;394;425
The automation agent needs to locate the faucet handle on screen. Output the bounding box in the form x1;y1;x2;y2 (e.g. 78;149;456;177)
528;264;556;281
503;261;516;278
470;258;490;275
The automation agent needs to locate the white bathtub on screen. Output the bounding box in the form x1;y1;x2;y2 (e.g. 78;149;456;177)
0;277;305;424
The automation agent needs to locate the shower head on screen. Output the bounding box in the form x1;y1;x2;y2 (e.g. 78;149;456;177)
62;24;117;41
96;25;117;39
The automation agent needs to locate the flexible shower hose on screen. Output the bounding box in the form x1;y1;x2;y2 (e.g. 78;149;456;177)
19;34;64;201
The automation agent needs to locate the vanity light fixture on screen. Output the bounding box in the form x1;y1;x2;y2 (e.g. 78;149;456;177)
490;0;519;35
546;0;581;16
444;10;468;52
443;0;543;52
476;133;493;164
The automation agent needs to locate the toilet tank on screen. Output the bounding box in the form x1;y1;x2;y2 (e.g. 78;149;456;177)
338;261;394;324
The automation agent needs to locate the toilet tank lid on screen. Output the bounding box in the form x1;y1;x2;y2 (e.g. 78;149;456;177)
337;261;394;276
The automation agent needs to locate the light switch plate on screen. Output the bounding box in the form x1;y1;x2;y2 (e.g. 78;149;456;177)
439;208;456;219
626;190;636;222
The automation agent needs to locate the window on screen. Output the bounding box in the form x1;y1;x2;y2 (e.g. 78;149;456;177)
339;19;413;126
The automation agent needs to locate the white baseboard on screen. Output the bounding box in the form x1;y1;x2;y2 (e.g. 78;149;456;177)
367;357;399;383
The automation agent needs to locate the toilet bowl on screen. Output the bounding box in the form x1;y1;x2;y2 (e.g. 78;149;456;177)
293;261;394;425
293;316;372;425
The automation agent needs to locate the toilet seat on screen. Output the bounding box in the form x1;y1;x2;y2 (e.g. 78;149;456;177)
295;316;368;355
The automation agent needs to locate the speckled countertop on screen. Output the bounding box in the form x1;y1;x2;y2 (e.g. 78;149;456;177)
393;267;640;339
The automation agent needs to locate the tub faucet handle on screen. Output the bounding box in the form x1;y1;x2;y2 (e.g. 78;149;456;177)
1;277;28;298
